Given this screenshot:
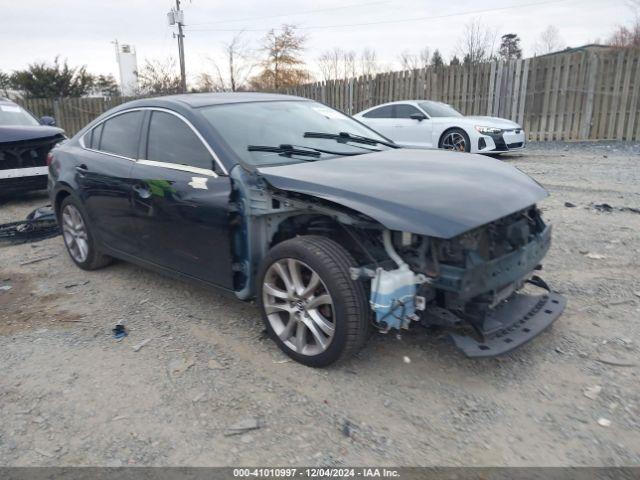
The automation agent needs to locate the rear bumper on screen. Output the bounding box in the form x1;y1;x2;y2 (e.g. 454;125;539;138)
450;285;566;358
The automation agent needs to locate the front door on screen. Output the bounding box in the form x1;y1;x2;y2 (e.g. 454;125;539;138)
388;104;433;147
129;109;234;289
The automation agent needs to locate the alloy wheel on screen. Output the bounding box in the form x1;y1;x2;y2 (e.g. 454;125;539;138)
442;131;467;151
262;258;335;356
61;204;89;263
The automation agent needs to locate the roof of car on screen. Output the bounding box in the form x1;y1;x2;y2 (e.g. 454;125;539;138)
135;92;309;108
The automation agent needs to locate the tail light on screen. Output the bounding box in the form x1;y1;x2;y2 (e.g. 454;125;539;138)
46;152;54;167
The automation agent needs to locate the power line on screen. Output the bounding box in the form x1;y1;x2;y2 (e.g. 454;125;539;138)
187;0;574;33
188;0;390;26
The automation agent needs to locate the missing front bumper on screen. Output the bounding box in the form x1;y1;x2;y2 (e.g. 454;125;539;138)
449;286;566;358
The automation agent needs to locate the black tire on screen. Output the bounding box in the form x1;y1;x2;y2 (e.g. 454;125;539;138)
258;235;369;367
59;196;113;270
439;128;471;153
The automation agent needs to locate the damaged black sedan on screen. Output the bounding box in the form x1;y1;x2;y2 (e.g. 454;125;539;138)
1;97;64;195
48;93;565;367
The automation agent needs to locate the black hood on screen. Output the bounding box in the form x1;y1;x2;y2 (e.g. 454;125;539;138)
258;149;548;239
0;125;65;143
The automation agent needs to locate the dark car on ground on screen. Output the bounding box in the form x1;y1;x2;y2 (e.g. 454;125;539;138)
0;97;65;195
48;93;565;366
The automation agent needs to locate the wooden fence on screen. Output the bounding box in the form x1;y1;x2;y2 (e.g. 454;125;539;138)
284;47;640;142
15;47;640;141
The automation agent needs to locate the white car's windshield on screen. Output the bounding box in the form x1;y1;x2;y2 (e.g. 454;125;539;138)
200;100;391;167
419;101;462;118
0;103;40;127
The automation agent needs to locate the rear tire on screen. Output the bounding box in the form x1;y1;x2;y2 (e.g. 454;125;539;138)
59;196;113;270
258;236;369;367
439;128;471;152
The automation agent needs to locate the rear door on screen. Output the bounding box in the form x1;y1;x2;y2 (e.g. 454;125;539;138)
129;109;234;288
77;110;141;255
359;105;396;138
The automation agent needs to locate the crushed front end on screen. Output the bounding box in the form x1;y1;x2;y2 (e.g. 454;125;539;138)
0;134;64;195
355;206;566;357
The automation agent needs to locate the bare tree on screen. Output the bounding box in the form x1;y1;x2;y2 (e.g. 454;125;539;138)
359;48;379;77
534;26;565;55
249;24;310;91
317;48;358;81
398;47;430;70
457;19;496;65
136;58;182;95
607;1;640;47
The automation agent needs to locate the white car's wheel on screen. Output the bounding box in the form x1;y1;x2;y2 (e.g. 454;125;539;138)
439;128;471;153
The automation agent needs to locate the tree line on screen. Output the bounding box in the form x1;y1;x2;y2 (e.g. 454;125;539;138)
2;9;639;100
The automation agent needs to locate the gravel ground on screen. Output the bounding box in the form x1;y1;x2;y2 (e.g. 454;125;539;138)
1;142;639;467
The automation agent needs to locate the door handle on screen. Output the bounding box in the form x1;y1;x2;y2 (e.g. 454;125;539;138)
75;164;88;176
132;183;151;199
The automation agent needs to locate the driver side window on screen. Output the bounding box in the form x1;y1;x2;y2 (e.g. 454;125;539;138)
362;105;394;119
144;111;214;171
394;104;423;119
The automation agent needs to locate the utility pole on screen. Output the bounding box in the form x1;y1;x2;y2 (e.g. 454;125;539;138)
168;1;187;92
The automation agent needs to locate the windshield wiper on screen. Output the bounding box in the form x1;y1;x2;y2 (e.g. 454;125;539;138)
248;144;321;159
248;144;369;158
303;131;401;149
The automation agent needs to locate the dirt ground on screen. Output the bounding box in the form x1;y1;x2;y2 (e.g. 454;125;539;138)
1;142;639;467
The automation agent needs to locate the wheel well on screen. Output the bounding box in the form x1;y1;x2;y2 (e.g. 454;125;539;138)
54;190;71;217
438;127;466;147
270;214;371;265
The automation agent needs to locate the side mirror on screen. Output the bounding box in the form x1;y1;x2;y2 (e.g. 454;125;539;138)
409;113;427;121
40;116;56;126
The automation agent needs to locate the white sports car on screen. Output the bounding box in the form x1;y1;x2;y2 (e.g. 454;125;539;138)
354;100;526;154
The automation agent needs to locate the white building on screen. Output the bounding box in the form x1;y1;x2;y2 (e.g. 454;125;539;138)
115;42;138;96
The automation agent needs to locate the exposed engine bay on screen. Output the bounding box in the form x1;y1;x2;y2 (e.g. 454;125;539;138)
230;166;566;358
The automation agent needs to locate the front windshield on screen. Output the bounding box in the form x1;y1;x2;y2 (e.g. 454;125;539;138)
0;103;40;127
199;100;391;167
419;101;462;118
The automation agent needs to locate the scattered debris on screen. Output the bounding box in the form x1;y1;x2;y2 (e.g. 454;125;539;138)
583;385;602;400
169;357;195;375
595;355;637;367
272;359;291;364
597;417;611;427
0;285;11;292
20;254;58;266
34;448;56;458
634;291;640;299
0;205;60;246
64;280;90;289
112;415;129;422
403;356;411;364
132;338;151;352
207;358;226;370
564;202;576;208
584;252;606;260
593;203;613;213
341;419;356;438
224;416;264;436
112;324;127;341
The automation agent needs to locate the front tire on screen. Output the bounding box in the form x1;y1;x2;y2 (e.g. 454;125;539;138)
59;196;113;270
258;236;369;367
439;128;471;152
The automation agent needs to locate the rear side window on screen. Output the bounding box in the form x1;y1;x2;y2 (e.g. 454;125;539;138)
394;104;422;118
145;111;213;171
99;111;143;158
88;123;104;149
363;105;394;119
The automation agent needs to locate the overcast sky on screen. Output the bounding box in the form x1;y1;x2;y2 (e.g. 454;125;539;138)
2;0;630;84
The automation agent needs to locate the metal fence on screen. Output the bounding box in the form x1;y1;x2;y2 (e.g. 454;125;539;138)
15;47;640;141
